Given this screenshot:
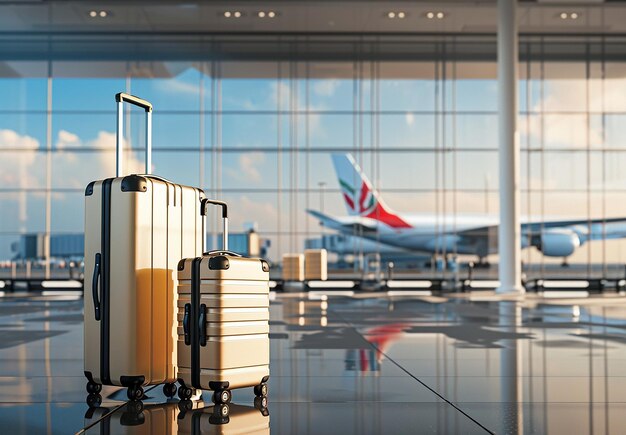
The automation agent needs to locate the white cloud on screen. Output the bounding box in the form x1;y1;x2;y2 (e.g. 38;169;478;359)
313;79;339;97
56;130;80;148
238;152;264;183
159;78;200;96
521;79;606;148
225;152;265;183
0;129;39;189
269;81;323;135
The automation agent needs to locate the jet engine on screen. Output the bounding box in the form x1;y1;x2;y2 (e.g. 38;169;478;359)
538;229;581;257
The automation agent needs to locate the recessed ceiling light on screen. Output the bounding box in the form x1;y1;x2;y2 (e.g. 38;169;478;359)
234;11;242;18
559;11;580;20
224;11;231;17
258;11;266;18
426;11;445;20
89;10;97;18
387;12;396;19
398;12;406;19
268;11;276;18
99;10;107;17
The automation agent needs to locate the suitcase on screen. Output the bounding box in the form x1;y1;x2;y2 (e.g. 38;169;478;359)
304;249;328;281
84;93;205;401
176;199;270;408
282;253;304;281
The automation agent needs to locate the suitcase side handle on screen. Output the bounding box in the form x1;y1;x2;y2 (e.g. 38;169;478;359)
201;199;229;251
183;303;191;346
115;92;152;177
92;253;101;321
199;304;207;347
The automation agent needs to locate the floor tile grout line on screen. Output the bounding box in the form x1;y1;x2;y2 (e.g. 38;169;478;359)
333;309;496;435
75;384;159;434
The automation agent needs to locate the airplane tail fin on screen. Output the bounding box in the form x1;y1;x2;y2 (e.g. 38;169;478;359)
331;154;411;229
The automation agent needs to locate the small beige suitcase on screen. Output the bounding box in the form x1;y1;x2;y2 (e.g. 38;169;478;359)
84;93;204;401
304;249;328;281
177;199;270;408
282;253;304;281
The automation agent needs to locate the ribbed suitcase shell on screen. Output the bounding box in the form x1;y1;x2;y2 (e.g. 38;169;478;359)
84;176;204;388
177;254;270;391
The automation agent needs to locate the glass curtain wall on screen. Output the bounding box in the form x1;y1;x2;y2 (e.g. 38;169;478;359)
1;36;626;278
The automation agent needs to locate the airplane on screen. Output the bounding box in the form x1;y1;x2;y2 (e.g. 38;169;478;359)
307;153;626;265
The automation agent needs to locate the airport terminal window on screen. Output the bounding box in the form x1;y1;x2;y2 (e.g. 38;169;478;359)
2;36;626;275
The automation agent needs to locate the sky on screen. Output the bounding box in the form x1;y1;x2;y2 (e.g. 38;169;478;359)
1;61;626;263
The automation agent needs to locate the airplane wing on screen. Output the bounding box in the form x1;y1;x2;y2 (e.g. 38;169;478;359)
306;209;377;235
457;217;626;237
455;216;626;256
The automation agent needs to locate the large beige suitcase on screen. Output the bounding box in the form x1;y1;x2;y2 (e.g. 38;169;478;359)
84;93;204;401
177;200;270;408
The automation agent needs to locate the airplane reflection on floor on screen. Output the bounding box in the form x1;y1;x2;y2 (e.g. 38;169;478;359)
0;292;625;433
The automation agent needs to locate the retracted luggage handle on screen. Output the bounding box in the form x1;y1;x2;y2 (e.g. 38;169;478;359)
115;92;152;178
201;199;229;251
92;253;101;321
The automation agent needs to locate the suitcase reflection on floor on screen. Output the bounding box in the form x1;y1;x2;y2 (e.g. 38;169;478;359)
83;400;269;434
178;401;269;434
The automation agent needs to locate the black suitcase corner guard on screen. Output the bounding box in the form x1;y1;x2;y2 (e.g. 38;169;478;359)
120;175;148;193
85;181;95;196
178;259;186;271
261;260;270;272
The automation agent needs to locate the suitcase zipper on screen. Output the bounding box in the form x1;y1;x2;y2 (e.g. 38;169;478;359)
100;178;113;385
190;257;202;388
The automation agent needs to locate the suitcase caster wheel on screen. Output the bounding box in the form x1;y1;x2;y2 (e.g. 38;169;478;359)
178;386;193;400
86;381;102;394
127;385;144;401
254;396;268;410
163;382;177;398
254;383;268;397
214;403;229;418
86;393;102;408
212;389;231;404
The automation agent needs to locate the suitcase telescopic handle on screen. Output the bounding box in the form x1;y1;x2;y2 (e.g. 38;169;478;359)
115;92;152;178
92;253;101;321
201;199;229;251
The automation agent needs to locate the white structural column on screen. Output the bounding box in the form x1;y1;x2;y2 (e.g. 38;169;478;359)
497;0;524;294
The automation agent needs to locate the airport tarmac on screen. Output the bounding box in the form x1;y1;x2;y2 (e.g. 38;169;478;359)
0;290;625;434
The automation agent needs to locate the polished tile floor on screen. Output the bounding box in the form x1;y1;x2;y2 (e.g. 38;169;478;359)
0;290;625;434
